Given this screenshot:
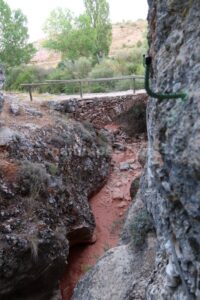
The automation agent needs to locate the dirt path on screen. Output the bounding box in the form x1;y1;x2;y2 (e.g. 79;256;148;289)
60;124;146;300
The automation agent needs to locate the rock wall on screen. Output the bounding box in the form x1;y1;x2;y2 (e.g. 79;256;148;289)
142;0;200;299
47;93;147;127
0;99;111;299
72;1;200;299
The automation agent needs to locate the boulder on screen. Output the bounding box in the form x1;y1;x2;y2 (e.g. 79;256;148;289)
0;119;111;299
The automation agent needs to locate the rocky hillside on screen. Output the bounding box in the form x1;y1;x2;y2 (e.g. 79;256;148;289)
30;20;147;69
0;87;112;299
72;0;200;299
109;19;147;56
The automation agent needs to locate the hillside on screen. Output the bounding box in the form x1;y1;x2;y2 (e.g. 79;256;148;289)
30;19;147;69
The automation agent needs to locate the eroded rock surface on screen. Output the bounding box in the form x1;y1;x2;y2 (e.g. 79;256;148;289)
142;0;200;299
0;99;111;299
72;1;200;299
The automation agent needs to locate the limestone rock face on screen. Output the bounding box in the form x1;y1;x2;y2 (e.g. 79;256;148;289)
142;0;200;299
0;118;111;299
72;1;200;299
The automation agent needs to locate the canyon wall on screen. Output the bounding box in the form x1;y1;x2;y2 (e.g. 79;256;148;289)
73;0;200;299
143;0;200;299
0;92;111;299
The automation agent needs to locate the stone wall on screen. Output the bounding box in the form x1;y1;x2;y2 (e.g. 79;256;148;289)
48;93;147;127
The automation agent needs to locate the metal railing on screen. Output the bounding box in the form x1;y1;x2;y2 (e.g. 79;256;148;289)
21;75;144;101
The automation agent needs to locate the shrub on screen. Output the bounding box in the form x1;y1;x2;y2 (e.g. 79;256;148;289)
58;57;92;79
5;65;48;91
73;57;93;79
130;208;153;248
89;59;116;93
115;79;131;91
19;161;49;198
89;59;116;79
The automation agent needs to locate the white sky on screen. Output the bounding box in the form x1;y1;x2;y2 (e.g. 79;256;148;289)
5;0;148;42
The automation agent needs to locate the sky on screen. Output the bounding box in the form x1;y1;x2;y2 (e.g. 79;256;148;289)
5;0;148;42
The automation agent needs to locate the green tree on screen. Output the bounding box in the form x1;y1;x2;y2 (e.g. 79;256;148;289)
0;0;35;67
83;0;112;60
43;8;95;60
43;0;112;61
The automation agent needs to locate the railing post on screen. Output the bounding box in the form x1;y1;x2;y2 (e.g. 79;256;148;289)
28;86;33;101
79;81;83;98
132;78;136;94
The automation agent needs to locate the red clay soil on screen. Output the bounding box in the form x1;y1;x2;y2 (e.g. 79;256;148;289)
60;124;146;300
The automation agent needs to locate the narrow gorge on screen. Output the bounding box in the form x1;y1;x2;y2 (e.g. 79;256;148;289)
0;0;200;299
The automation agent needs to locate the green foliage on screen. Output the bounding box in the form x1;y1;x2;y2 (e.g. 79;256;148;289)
114;79;131;92
43;68;80;94
5;65;48;91
5;24;147;95
43;0;112;61
43;8;96;60
130;208;153;248
59;56;93;79
89;59;115;78
88;59;116;92
84;0;112;60
0;0;35;67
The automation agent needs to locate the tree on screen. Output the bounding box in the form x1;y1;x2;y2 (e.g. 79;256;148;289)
0;0;35;67
83;0;112;60
43;0;112;61
43;8;96;61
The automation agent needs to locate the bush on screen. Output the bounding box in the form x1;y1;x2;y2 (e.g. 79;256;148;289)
5;66;48;91
88;59;116;93
130;208;153;249
115;79;131;92
73;57;93;79
89;59;116;78
58;57;92;79
39;68;78;94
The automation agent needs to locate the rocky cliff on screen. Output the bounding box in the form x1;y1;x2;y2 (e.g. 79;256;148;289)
73;0;200;299
0;93;111;299
143;0;200;299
